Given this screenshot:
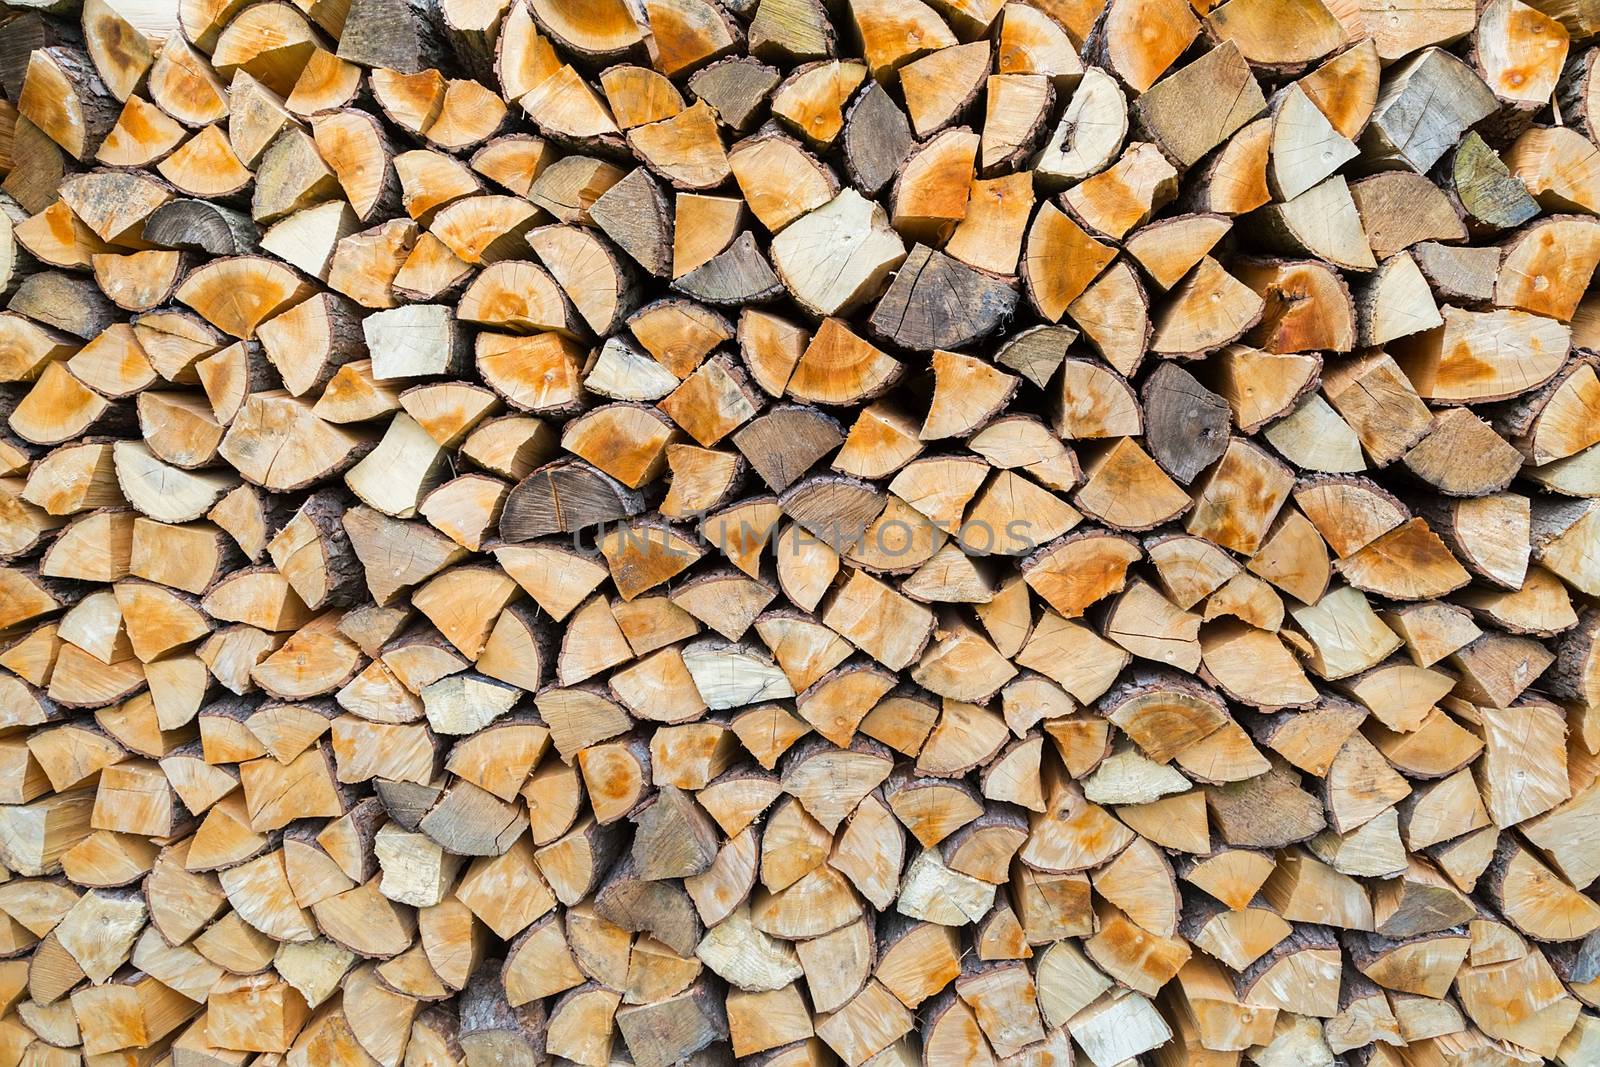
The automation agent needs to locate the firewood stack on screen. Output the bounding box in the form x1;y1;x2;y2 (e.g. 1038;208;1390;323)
6;0;1600;1063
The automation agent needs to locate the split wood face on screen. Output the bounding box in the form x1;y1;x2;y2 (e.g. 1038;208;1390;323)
3;0;1600;1064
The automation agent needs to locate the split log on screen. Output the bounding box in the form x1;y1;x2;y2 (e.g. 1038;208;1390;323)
0;1;1589;1063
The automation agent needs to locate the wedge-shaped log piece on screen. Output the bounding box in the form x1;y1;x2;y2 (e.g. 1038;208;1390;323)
1067;989;1171;1067
176;257;316;340
1151;257;1265;359
822;569;935;672
1507;124;1600;214
1033;66;1126;190
1251;176;1376;271
768;59;865;149
1393;305;1570;404
785;316;902;408
460;261;587;337
1322;353;1438;466
1075;438;1191;532
890;128;978;246
1356;251;1444;350
627;101;730;190
1495;215;1600;323
18;48;119;162
216;393;372;494
1363;48;1497;173
1023;203;1115;324
672;231;784;306
1065;142;1177;241
896;42;987;140
590;167;673;279
770;189;905;318
1485;836;1600;941
1069;260;1152;377
1087;0;1198;93
1136;41;1264;170
112;440;236;524
1206;0;1348;69
1270;83;1359;201
1337;518;1472;600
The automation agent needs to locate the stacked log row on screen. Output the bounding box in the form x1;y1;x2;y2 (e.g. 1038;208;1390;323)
3;0;1600;1063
